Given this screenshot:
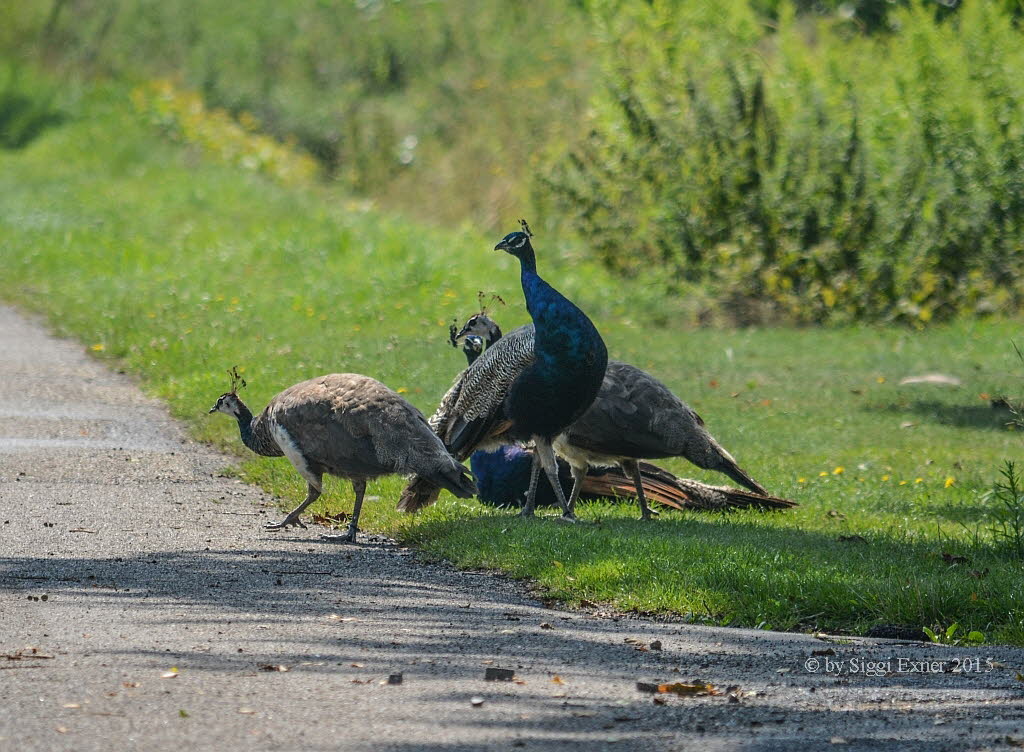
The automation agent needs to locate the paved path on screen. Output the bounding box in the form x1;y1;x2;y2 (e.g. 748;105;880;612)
1;304;1022;751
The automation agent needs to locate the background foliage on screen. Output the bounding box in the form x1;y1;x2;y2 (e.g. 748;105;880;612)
5;1;1024;324
538;1;1024;324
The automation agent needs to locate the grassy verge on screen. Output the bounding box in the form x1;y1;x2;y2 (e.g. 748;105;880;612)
2;82;1023;643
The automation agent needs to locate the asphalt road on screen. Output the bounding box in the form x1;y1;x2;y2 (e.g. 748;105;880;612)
1;304;1022;751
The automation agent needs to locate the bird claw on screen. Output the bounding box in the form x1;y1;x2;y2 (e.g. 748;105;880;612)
320;528;357;543
264;517;306;532
640;509;660;521
555;514;578;524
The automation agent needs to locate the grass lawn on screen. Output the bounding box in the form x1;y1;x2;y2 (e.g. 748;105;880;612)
2;83;1023;644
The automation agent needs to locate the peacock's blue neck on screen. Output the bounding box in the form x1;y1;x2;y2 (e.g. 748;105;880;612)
517;252;606;371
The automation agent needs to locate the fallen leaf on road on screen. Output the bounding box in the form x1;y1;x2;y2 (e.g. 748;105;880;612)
69;528;98;534
178;709;189;718
62;703;80;709
122;682;140;688
237;708;256;715
161;668;179;679
470;696;485;707
56;727;68;734
659;682;719;696
551;675;565;685
350;663;364;668
257;664;289;672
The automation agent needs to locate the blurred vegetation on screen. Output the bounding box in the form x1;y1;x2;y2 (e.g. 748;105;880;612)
1;0;592;229
0;63;63;149
4;0;1024;324
538;1;1024;324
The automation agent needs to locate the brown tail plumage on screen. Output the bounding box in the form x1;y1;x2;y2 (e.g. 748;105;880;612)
397;476;443;513
584;461;797;512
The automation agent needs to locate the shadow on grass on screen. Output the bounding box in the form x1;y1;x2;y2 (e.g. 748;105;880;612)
866;399;1015;431
399;509;1024;643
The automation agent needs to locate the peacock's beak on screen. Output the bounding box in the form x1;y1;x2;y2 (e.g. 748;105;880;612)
208;405;218;414
494;240;508;251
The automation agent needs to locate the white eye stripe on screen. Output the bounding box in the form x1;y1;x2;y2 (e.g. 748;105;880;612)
512;236;526;248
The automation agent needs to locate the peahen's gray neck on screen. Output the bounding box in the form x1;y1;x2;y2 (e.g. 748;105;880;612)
234;402;284;457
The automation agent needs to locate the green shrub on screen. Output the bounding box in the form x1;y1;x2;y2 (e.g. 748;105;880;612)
0;64;64;149
538;1;1024;324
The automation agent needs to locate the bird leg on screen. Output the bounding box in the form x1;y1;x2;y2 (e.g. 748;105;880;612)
519;453;541;517
265;479;322;531
321;479;366;543
567;462;586;511
534;436;576;522
623;459;658;521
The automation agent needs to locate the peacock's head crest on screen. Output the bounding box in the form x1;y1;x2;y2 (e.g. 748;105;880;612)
208;366;247;416
494;218;534;257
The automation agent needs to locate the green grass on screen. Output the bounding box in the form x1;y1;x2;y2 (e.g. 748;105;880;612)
2;82;1023;643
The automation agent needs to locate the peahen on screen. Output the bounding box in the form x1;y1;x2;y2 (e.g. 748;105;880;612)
452;313;769;520
209;368;476;542
398;225;608;521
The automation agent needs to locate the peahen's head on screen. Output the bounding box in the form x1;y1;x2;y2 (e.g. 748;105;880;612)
209;392;245;417
209;366;247;417
454;313;503;347
494;231;532;258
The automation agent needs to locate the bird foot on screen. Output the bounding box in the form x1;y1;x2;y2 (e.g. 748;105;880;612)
320;527;357;543
555;514;578;524
264;517;307;532
640;509;660;521
518;508;536;518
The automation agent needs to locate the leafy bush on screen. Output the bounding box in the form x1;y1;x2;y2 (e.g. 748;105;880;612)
538;1;1024;324
0;65;64;149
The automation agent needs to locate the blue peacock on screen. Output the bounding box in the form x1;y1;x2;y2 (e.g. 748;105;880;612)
398;223;608;521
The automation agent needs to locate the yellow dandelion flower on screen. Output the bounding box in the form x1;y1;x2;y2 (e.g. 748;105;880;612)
876;376;886;383
147;312;157;318
833;466;845;475
899;480;907;486
944;477;955;488
819;471;829;477
881;474;890;482
353;325;361;332
90;343;105;352
914;477;923;484
797;477;807;484
397;387;408;394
